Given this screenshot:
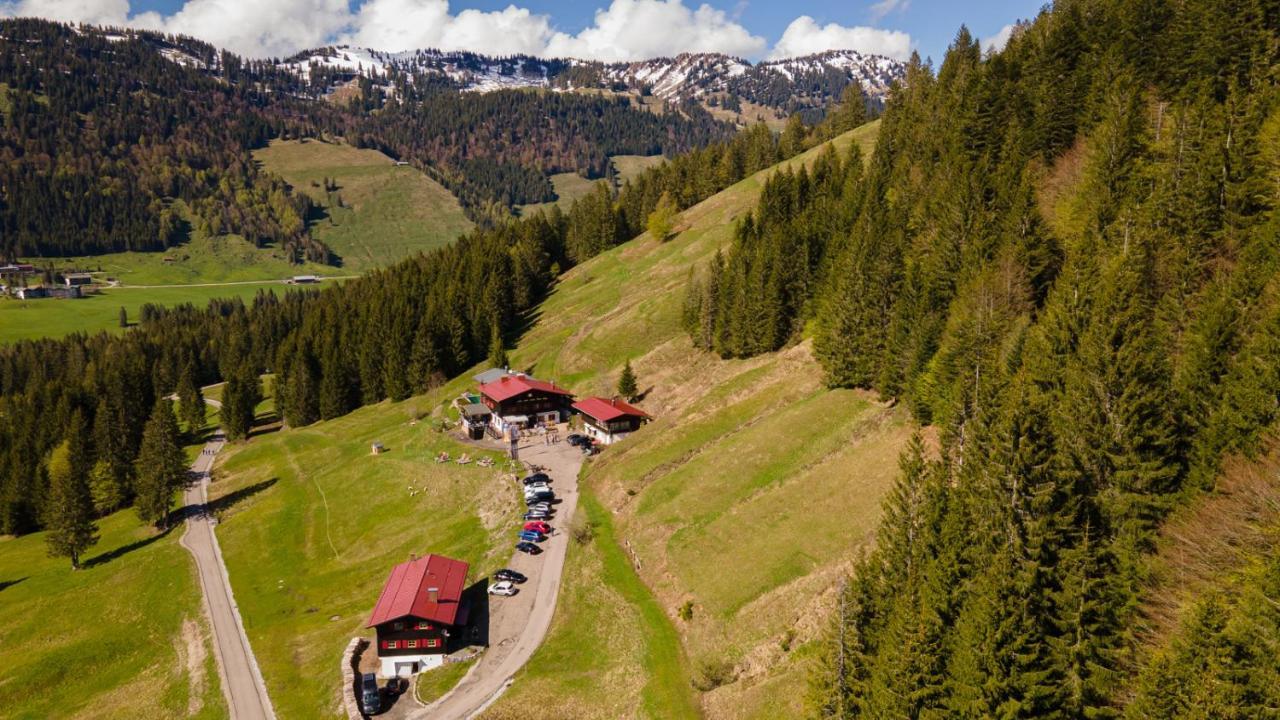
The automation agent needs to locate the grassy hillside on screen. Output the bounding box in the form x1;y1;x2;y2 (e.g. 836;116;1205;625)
254;139;473;272
489;121;904;719
207;393;516;718
0;510;225;720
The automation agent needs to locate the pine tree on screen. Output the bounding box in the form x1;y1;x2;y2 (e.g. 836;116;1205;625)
43;414;98;569
487;323;508;369
134;399;188;529
646;191;678;241
118;306;128;328
617;359;638;401
220;364;261;442
176;362;206;437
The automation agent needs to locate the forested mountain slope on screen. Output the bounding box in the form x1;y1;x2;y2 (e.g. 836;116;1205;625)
733;0;1280;716
0;19;735;261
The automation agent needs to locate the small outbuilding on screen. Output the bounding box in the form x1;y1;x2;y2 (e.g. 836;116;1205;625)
572;396;650;445
63;273;93;287
371;442;385;455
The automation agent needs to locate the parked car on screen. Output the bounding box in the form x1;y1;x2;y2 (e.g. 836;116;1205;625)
523;521;551;534
566;433;589;446
581;443;600;456
523;511;550;521
518;530;545;543
527;503;552;513
522;473;550;485
360;673;381;714
523;481;551;493
494;568;527;583
516;541;542;555
525;494;554;506
488;580;518;596
384;677;405;695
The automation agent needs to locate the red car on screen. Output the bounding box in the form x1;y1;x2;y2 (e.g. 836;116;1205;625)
523;521;552;534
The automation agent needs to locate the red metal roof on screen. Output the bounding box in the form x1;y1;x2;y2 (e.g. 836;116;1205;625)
366;554;470;628
479;375;574;404
572;396;650;423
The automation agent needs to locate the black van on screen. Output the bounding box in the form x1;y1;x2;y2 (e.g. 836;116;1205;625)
360;673;381;715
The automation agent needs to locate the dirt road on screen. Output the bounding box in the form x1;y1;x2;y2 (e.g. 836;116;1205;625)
180;430;276;720
410;437;585;720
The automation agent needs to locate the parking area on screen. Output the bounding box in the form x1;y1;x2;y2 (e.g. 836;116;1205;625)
363;430;585;719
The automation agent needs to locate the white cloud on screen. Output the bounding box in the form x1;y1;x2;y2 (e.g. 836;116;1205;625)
981;23;1015;54
0;0;130;25
867;0;907;23
339;0;555;56
769;15;911;61
545;0;766;62
1;0;911;63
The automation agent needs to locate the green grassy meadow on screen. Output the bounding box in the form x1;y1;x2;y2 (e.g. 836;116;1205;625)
0;282;293;344
0;511;225;720
208;392;516;719
254;139;473;272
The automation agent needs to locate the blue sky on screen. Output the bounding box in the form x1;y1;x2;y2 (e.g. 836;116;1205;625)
4;0;1045;61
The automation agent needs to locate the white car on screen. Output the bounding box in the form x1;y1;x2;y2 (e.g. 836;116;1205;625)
488;580;517;596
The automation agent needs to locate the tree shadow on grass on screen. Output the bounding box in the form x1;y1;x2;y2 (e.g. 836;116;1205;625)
206;478;279;518
457;580;491;650
0;577;27;593
83;526;174;569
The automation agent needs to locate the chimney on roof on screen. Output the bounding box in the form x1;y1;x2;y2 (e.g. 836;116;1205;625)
428;587;439;603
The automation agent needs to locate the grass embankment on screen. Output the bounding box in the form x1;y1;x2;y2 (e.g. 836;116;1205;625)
488;121;906;719
0;511;225;719
413;658;474;705
209;392;516;719
254;139;473;272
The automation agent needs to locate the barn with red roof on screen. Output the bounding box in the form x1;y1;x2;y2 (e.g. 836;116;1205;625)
477;373;574;435
366;554;470;676
571;396;651;445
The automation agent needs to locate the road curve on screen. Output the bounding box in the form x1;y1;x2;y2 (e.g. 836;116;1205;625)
411;440;584;720
180;430;276;720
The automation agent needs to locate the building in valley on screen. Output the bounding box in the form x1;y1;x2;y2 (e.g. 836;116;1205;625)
477;374;574;434
367;554;471;677
571;396;650;445
63;272;93;287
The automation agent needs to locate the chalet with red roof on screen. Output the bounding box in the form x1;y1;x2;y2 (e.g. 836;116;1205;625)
477;373;574;434
572;396;650;445
366;554;470;676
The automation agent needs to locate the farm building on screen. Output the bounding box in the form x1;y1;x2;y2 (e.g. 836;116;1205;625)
572;396;650;445
15;286;82;300
367;554;471;677
478;374;574;435
286;275;320;285
63;273;93;287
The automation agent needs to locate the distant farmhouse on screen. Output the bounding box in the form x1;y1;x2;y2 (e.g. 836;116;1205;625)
285;275;320;285
63;272;93;287
14;286;82;300
572;396;651;445
367;554;471;677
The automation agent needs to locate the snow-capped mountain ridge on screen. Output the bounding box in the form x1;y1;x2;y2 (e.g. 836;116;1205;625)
276;45;905;111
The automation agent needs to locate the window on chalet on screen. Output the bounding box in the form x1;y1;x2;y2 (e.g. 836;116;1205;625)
426;639;441;648
415;621;431;630
383;640;398;650
393;621;404;631
406;640;418;649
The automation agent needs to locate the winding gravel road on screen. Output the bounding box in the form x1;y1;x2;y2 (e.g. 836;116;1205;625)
179;402;276;720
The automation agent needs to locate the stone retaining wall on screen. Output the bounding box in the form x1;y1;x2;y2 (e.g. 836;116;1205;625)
341;637;369;720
